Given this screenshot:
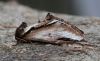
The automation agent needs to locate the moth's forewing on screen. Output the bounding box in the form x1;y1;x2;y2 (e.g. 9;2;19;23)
21;13;84;44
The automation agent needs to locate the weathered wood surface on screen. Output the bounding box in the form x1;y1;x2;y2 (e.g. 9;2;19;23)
0;2;100;61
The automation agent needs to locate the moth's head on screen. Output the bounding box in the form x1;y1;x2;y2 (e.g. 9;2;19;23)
15;22;27;39
20;22;27;28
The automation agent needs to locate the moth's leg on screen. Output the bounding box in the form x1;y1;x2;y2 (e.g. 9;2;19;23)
13;37;27;46
13;40;20;46
28;40;33;44
16;37;27;42
55;40;77;44
28;40;34;48
13;37;20;46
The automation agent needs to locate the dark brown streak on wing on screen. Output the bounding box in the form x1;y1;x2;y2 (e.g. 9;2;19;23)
62;19;84;36
57;38;78;44
71;25;84;35
57;38;78;41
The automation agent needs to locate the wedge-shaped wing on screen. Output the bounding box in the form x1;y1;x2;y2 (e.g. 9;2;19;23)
15;13;84;45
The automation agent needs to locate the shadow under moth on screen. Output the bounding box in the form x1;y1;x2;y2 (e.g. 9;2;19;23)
14;13;84;45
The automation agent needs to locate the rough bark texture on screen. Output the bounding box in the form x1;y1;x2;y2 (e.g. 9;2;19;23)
0;2;100;61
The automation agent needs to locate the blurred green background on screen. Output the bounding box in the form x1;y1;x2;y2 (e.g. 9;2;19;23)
1;0;100;17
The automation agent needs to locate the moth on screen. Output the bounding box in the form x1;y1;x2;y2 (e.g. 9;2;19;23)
14;13;84;45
